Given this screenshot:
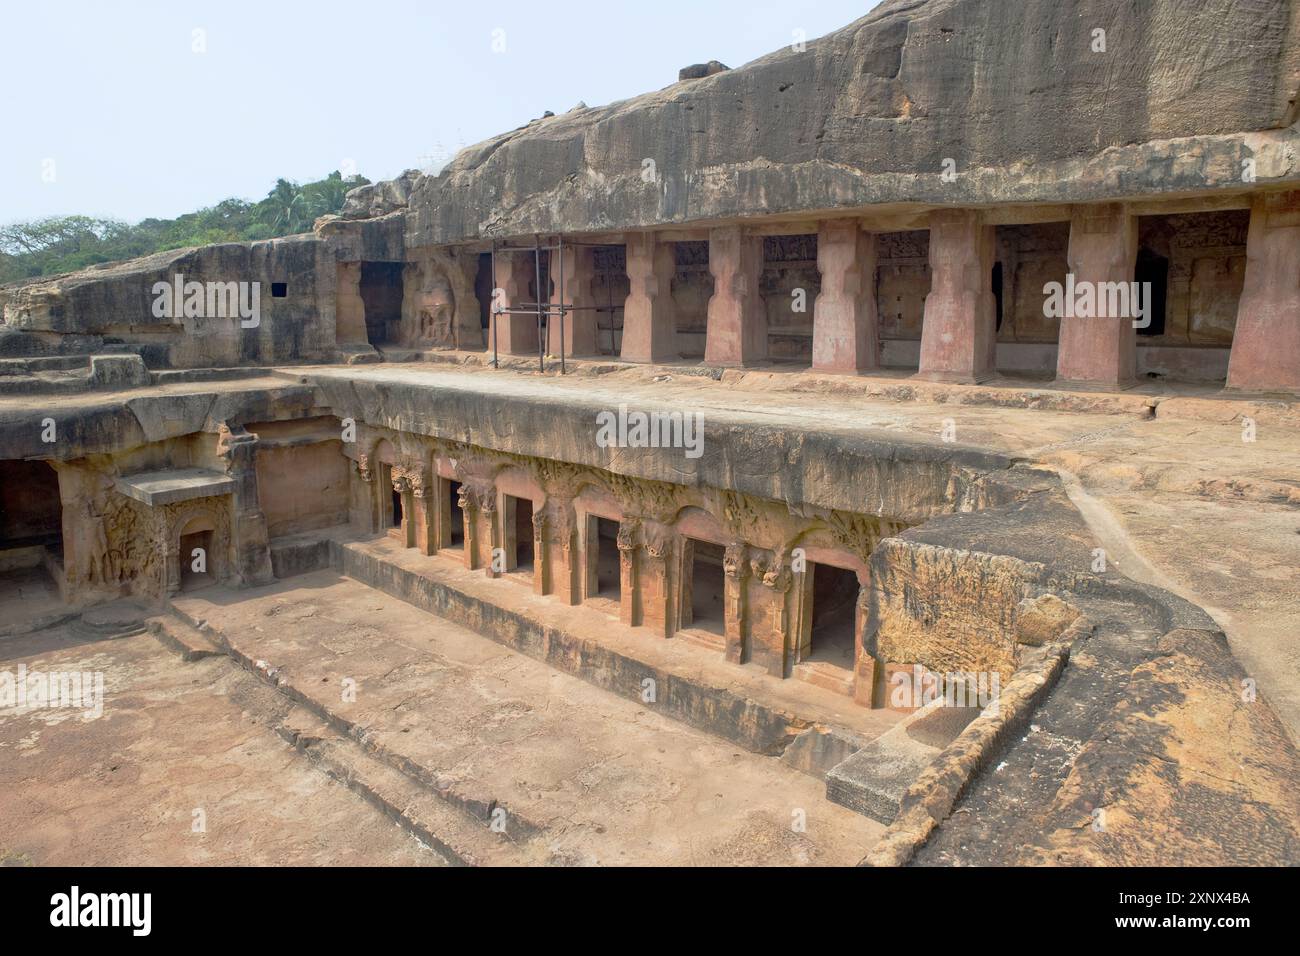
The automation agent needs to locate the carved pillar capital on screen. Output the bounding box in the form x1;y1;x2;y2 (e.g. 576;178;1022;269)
723;542;749;580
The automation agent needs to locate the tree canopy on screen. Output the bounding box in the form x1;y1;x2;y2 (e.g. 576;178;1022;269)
0;170;370;284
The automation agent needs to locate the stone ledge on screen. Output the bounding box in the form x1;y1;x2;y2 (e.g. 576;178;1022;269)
861;638;1074;867
114;468;235;506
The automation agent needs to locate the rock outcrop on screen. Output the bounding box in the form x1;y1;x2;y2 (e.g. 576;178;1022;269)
407;0;1300;245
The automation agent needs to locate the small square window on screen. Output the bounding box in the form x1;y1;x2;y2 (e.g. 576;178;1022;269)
271;282;287;298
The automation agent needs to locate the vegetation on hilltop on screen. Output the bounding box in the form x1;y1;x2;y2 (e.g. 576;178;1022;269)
0;170;370;284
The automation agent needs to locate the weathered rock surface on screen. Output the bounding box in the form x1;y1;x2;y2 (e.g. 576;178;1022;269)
340;169;421;220
0;236;335;368
408;0;1300;244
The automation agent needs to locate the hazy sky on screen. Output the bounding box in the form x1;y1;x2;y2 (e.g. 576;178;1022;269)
2;0;880;225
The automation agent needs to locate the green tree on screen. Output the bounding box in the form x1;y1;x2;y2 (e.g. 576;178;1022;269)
0;169;374;283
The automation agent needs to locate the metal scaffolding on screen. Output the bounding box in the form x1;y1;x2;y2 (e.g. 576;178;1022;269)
489;235;620;375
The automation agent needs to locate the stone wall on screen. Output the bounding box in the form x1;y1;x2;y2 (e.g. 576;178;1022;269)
0;235;337;368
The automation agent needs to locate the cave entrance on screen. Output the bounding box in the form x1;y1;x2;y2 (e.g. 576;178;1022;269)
444;480;465;552
680;538;726;638
178;527;215;593
803;562;858;671
585;515;622;607
503;495;535;578
360;261;406;347
0;460;65;621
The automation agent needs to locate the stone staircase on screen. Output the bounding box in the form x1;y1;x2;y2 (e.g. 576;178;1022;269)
145;610;545;866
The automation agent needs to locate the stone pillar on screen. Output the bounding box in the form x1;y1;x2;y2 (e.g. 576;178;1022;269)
640;528;672;639
1057;203;1139;388
812;221;879;373
335;262;368;346
917;209;997;383
550;499;581;606
548;245;599;357
852;587;876;707
351;454;379;535
531;509;550;596
490;252;540;356
481;490;501;579
216;424;274;587
1227;191;1300;392
162;524;182;596
392;473;416;549
621;233;677;363
748;552;792;678
705;226;766;366
409;471;436;556
458;484;481;571
441;249;485;351
616;520;640;627
722;543;749;664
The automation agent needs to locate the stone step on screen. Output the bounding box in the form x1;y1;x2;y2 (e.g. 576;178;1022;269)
146;616;222;662
272;708;538;867
793;661;856;697
165;600;549;847
147;614;539;866
825;699;981;823
674;626;727;652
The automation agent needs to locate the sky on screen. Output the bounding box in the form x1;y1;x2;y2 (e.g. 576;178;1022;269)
1;0;881;225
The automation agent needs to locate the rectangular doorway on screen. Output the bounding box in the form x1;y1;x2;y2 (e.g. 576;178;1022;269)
683;539;725;637
590;516;621;602
806;563;858;670
445;480;465;550
179;530;214;592
505;495;535;576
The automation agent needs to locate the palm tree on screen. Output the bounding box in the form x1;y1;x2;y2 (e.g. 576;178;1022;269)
258;179;307;233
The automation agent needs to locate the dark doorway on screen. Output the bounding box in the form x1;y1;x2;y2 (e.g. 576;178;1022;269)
992;262;1004;332
510;496;534;575
807;563;858;670
476;253;494;331
1135;248;1169;337
0;460;63;556
684;539;725;636
447;481;465;548
179;529;214;593
594;517;621;600
391;486;403;529
360;261;405;347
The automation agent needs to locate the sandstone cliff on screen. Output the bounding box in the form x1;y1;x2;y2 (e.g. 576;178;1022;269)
407;0;1300;244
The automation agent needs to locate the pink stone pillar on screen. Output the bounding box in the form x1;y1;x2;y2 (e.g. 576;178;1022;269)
1227;191;1300;392
616;521;640;627
722;543;749;665
547;244;599;357
812;221;878;373
1056;203;1138;388
705;226;766;366
917;210;997;383
489;252;540;356
621;233;677;363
